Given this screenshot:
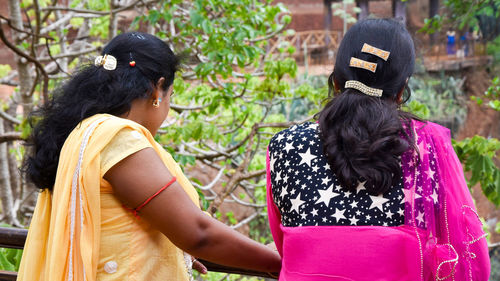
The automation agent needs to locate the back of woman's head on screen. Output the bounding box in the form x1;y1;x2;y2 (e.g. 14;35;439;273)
318;18;417;195
25;32;179;190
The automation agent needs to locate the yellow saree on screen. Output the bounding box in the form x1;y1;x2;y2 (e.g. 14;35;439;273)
18;114;200;281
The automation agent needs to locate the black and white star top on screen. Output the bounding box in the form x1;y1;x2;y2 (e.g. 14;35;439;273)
268;122;405;227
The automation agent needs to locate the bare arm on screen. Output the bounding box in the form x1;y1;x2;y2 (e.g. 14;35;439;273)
104;148;281;273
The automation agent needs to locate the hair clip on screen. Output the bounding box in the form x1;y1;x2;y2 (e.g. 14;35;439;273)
345;80;383;97
94;54;117;70
349;57;377;73
130;33;146;40
129;52;136;67
361;43;390;61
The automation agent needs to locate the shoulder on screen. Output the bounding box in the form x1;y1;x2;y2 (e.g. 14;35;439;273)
269;122;320;152
412;120;452;144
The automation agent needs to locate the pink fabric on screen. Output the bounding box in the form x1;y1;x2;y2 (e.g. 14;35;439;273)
266;121;490;281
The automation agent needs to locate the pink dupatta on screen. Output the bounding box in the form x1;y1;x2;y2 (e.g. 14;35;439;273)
266;120;490;280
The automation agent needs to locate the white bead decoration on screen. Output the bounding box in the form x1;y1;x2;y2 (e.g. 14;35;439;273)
104;261;118;274
345;80;383;97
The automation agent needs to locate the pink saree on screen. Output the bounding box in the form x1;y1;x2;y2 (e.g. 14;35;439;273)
266;120;490;280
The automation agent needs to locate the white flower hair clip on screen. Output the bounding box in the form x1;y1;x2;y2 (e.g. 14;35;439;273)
94;54;117;70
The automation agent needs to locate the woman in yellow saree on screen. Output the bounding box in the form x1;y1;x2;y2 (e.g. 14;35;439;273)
18;32;281;281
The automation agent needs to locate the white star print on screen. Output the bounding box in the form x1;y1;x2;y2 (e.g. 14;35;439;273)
321;177;330;185
297;144;304;150
331;208;346;222
425;169;435;179
430;189;438;204
345;191;351;197
315;185;340;207
368;194;389;212
416;211;425;225
312;165;319;172
350;200;358;208
349;215;359;225
385;210;394;219
322;217;327;222
298;148;316;167
311;208;318;216
289;193;305;214
323;164;330;170
284;142;294;153
300;213;307;219
283;175;289;183
405;175;412;184
275;134;284;142
270;156;277;172
275;171;282;182
280;187;288;198
356;181;366;193
397;209;404;216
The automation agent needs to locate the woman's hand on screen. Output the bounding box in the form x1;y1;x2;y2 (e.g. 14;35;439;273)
192;258;207;275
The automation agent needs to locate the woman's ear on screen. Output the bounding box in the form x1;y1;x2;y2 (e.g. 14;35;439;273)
333;79;340;94
156;77;165;90
397;78;410;103
151;77;166;100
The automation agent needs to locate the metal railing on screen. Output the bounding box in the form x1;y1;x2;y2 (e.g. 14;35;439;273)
0;227;277;281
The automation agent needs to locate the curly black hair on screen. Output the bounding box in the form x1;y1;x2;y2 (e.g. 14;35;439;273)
318;19;420;195
24;32;180;190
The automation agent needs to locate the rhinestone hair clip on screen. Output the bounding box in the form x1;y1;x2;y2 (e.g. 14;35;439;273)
94;54;117;70
349;57;377;73
345;80;383;97
362;43;390;61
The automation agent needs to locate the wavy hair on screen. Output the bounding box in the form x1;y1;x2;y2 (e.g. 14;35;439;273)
318;19;419;195
24;32;180;190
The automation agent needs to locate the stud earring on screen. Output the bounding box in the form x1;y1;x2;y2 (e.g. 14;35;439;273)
153;98;162;108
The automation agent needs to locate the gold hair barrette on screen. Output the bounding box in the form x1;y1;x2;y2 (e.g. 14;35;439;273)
361;43;390;61
349;57;377;73
94;54;117;71
345;80;383;97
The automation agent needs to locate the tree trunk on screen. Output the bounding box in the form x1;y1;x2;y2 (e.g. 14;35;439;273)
0;119;17;225
5;105;20;201
357;0;369;20
7;0;34;117
324;0;333;46
392;0;407;26
429;0;439;45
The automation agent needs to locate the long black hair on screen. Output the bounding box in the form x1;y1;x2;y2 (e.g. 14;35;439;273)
318;19;418;195
24;32;180;190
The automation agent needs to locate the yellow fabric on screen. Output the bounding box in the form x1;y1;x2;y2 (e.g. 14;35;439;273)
17;114;200;281
100;128;152;177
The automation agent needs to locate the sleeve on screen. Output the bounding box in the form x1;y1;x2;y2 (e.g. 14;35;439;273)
100;128;153;176
430;123;490;280
267;147;284;257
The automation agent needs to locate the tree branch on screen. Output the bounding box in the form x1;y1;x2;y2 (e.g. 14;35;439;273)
0;110;21;125
0;132;23;143
41;0;155;16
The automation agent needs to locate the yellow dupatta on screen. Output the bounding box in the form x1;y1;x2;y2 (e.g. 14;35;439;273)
17;114;200;281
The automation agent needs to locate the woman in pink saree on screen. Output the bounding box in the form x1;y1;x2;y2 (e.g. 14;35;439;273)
266;19;490;280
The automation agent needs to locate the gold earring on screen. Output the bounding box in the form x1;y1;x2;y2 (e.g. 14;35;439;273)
152;99;160;108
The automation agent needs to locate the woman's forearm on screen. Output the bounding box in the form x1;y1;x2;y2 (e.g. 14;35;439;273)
186;216;281;273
